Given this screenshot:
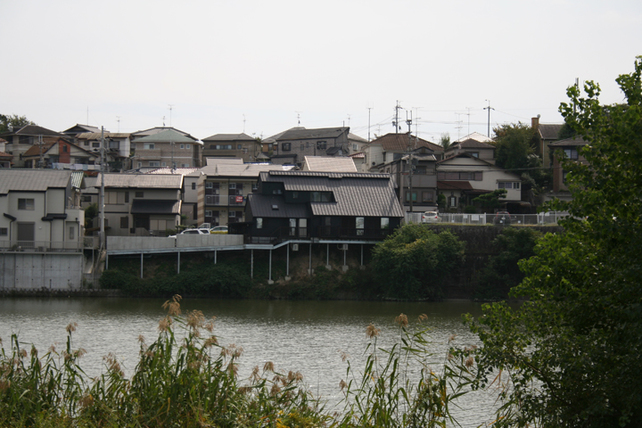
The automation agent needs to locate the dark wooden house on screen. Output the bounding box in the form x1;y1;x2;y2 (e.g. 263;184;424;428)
244;170;404;243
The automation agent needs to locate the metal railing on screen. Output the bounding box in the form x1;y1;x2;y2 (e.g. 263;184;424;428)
0;240;89;253
405;212;569;225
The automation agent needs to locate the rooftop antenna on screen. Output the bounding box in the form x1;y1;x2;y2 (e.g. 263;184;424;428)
243;114;246;133
295;111;302;126
168;104;174;127
455;113;463;140
466;107;471;136
393;101;403;132
162;116;166;127
116;116;121;133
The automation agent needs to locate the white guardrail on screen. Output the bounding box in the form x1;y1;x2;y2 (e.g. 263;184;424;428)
405;212;569;225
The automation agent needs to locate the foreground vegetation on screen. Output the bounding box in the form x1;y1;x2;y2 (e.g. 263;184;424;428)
0;295;475;427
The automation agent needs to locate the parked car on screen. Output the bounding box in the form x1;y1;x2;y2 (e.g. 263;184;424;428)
494;210;512;225
421;211;441;223
198;223;212;230
210;225;228;234
168;228;211;238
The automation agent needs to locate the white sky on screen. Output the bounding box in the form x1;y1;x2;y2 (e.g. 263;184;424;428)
1;0;641;142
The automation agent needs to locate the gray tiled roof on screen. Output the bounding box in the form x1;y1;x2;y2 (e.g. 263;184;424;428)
202;133;256;142
369;133;442;153
259;171;404;218
538;124;564;140
1;125;63;137
275;127;349;141
0;170;72;194
548;136;589;147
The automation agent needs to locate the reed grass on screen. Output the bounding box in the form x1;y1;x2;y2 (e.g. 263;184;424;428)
0;297;474;427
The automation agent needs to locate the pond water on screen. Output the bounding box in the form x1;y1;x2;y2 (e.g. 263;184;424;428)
0;297;497;426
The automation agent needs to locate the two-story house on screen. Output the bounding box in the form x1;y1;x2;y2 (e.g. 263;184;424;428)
547;135;589;201
91;173;184;236
445;132;496;163
201;133;260;164
437;153;522;211
363;133;443;172
0;170;85;250
0;125;65;168
192;158;294;227
266;127;350;166
379;146;439;213
22;138;99;169
75;132;132;171
531;116;564;168
244;170;404;243
131;127;202;170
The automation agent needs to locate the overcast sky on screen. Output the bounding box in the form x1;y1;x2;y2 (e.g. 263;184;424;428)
1;0;641;142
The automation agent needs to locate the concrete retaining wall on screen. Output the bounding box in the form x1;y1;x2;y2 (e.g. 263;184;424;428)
0;253;84;290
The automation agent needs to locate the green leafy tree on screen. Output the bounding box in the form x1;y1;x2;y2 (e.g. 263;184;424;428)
472;188;506;212
466;56;642;427
371;224;465;300
0;114;35;133
493;122;537;171
439;133;451;150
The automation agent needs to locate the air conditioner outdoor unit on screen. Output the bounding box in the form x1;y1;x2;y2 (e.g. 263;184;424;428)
291;243;299;251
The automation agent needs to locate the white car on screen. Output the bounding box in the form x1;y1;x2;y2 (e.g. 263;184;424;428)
210;226;228;234
168;228;211;238
421;211;441;223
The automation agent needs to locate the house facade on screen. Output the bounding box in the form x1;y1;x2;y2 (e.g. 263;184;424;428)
445;132;496;163
0;170;85;250
75;132;132;171
0;125;65;168
548;136;589;199
22;138;99;169
364;133;443;172
244;171;404;243
201;133;260;163
379;146;439;212
266;127;350;167
131;128;201;170
192;158;294;228
437;153;522;211
90;173;184;236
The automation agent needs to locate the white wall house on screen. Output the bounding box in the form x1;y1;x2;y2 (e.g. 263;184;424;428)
0;170;85;250
437;153;522;211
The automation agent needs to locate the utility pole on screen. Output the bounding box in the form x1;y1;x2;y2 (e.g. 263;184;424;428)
406;110;414;213
99;127;106;251
367;107;372;142
484;100;494;137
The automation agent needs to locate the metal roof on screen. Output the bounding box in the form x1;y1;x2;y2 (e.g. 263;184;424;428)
202;133;256;142
270;127;349;142
99;173;184;189
246;194;310;218
257;171;404;218
549;136;589;147
0;170;72;194
197;162;295;178
303;156;357;172
134;129;199;144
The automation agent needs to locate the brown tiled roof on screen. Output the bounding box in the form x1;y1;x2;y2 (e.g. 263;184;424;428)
0;151;12;159
538;124;564;140
202;133;256;142
23;141;56;156
370;133;442;153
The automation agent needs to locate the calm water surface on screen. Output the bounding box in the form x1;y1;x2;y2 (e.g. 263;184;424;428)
0;298;495;426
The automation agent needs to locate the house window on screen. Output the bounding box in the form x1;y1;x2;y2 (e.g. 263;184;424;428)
564;148;579;159
0;227;7;236
149;161;160;167
18;198;35;210
69;226;75;240
356;217;365;236
186;144;190;149
161;162;167;167
180;144;185;149
422;190;435;202
92;142;100;148
256;218;263;229
81;195;92;203
282;143;291;152
311;191;332;202
237;144;242;150
381;217;389;229
205;182;213;189
135;191;144;198
470;152;479;158
137;162;142;168
143;143;155;150
192;182;196;190
405;191;417;202
498;182;520;190
252;182;258;192
120;217;129;229
125;192;129;203
63;145;68;152
449;196;457;207
317;141;327;150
